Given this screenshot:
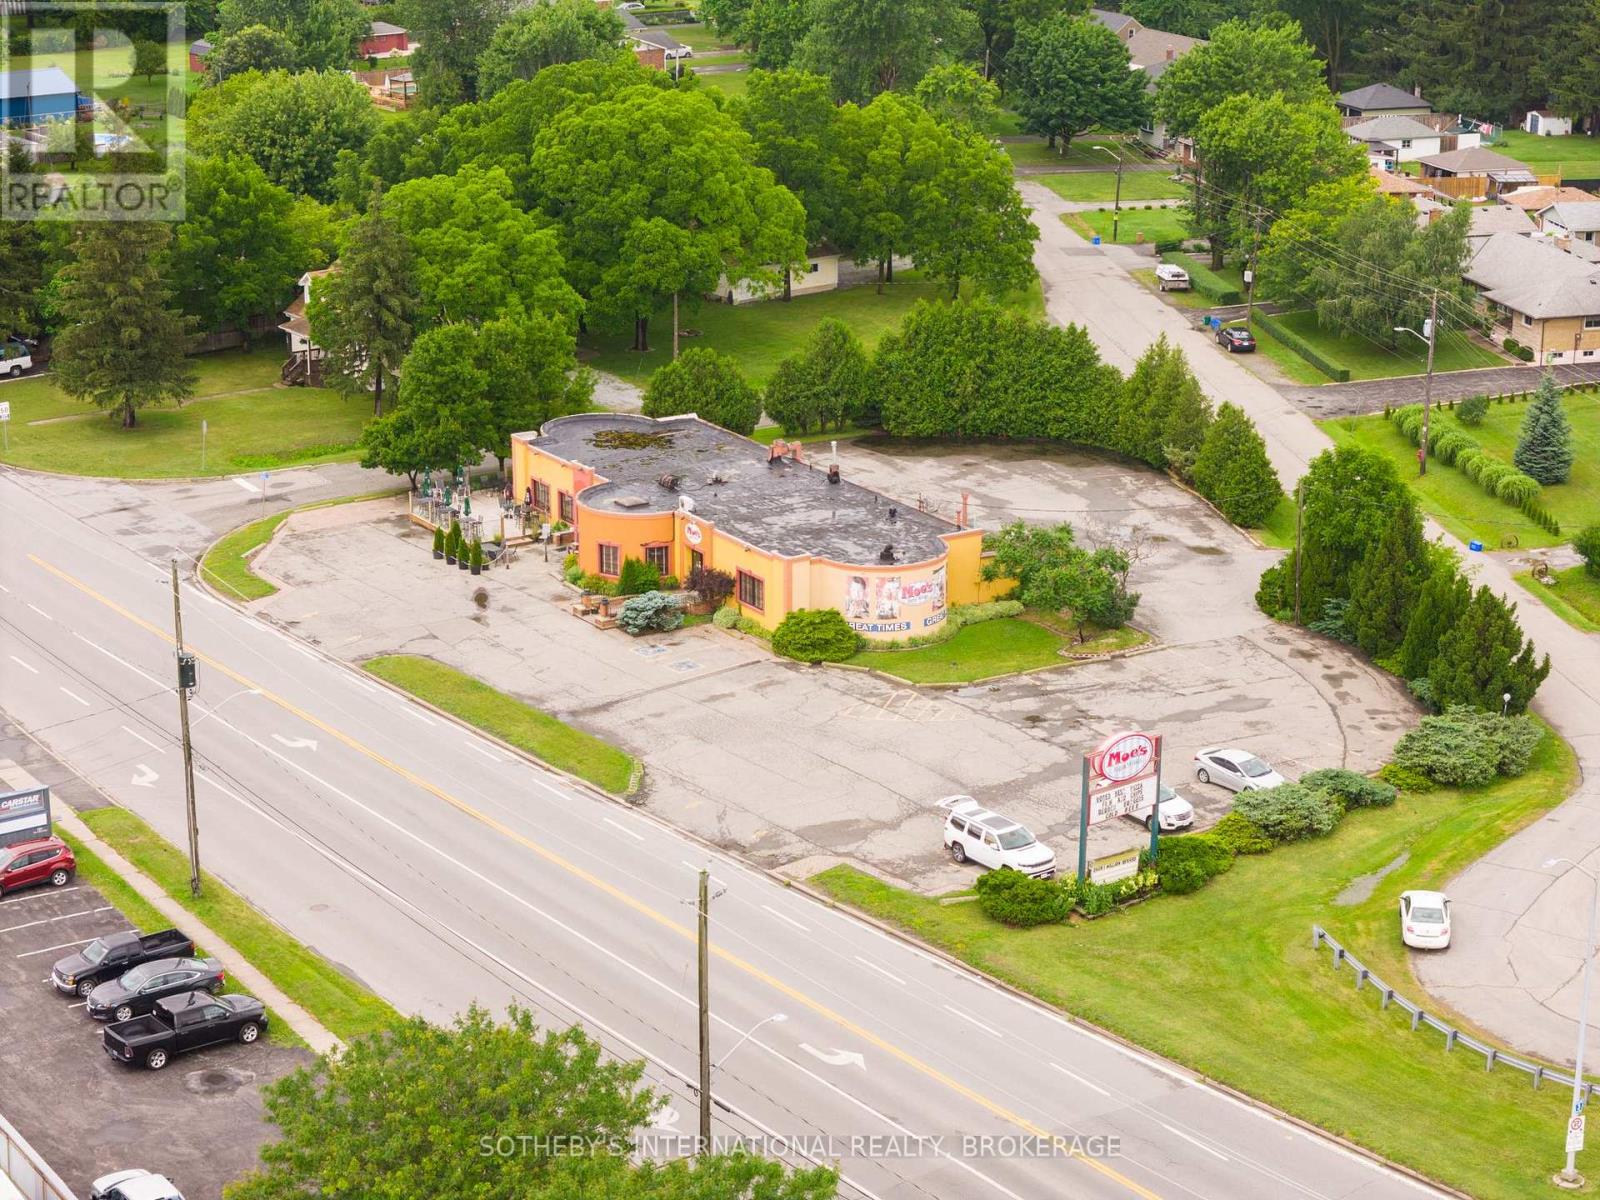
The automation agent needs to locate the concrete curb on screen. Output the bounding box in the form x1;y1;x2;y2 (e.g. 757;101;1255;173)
0;757;340;1057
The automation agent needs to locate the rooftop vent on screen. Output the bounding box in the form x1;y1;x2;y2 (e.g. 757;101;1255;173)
879;544;896;564
657;472;681;491
827;464;840;485
887;506;898;521
613;494;650;509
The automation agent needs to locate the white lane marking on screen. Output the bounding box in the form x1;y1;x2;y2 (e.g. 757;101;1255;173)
120;725;167;754
19;934;130;959
1158;1121;1230;1162
943;1003;1001;1038
398;706;436;726
800;1043;866;1069
466;742;505;763
75;633;166;688
853;955;906;987
130;764;159;788
26;602;50;620
1050;1062;1111;1097
680;860;728;888
603;817;645;842
271;734;319;751
0;906;114;935
348;675;381;695
231;477;258;494
2;886;80;906
8;655;38;674
762;904;810;933
0;582;9;593
59;687;89;707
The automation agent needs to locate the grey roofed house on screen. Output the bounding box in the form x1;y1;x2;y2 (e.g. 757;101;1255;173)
367;19;405;35
1417;146;1532;176
1540;202;1600;234
1089;8;1203;69
1466;231;1600;318
1465;204;1534;239
1336;82;1432;115
1345;114;1441;143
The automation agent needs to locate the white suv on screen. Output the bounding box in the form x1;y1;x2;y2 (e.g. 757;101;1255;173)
939;797;1056;879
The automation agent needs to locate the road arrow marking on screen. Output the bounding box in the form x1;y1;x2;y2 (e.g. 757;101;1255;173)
800;1043;865;1069
271;734;319;751
649;1102;681;1129
130;764;159;788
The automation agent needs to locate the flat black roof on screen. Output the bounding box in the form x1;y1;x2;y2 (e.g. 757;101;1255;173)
523;414;955;566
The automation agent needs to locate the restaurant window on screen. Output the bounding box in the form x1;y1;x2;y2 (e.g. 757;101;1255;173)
645;544;671;576
599;544;620;576
737;570;765;611
690;549;704;574
533;481;551;512
559;492;575;522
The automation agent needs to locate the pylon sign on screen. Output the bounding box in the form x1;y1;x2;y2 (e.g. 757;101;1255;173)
1078;731;1163;881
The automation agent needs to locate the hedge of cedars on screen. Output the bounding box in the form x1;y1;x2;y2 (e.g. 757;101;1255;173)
1387;404;1560;536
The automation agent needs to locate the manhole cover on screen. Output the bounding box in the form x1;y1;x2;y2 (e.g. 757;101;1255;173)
634;646;669;658
184;1066;256;1096
667;660;700;673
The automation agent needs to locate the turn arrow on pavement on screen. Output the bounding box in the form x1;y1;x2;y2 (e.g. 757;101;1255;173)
800;1043;866;1070
271;734;319;751
130;763;159;788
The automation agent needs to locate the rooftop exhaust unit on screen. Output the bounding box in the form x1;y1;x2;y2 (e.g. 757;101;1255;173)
879;544;896;564
827;464;840;485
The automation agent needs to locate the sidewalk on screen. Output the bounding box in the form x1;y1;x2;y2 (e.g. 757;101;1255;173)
1284;361;1600;419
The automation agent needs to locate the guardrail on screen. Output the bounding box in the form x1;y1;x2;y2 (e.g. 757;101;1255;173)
1312;925;1599;1099
0;1108;77;1200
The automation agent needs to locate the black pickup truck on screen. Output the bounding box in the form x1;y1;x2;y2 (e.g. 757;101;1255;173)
51;928;193;998
104;991;268;1071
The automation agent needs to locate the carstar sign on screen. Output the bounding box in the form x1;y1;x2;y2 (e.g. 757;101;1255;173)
1091;731;1156;783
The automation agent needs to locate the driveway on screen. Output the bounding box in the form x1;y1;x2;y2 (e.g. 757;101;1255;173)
1021;179;1600;1068
246;436;1414;894
1283;361;1600;419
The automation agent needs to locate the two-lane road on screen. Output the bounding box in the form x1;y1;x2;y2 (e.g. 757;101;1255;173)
0;469;1437;1200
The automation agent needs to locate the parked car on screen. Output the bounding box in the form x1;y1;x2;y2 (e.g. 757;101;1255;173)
1154;263;1190;291
1;336;32;377
1215;326;1256;353
1193;747;1285;793
938;796;1056;879
87;957;225;1022
104;991;268;1071
52;928;194;998
1129;784;1194;832
0;835;74;897
665;45;693;58
89;1169;185;1200
1400;889;1452;949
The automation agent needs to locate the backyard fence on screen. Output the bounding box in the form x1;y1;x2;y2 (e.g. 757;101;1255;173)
1312;925;1600;1099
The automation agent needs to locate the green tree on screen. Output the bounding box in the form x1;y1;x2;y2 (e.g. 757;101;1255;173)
794;0;969;102
476;312;593;471
1537;1;1600;126
360;324;493;485
0;218;46;336
744;0;813;69
699;0;755;40
1257;173;1376;308
131;39;167;81
1396;552;1468;679
1190;401;1280;526
1344;501;1426;658
1274;0;1373;90
217;0;366;72
1513;372;1574;484
204;25;295;82
307;187;417;415
641;348;762;434
190;69;377;202
763;317;873;433
1428;585;1551;714
476;0;625;99
1008;14;1149;151
402;0;514;106
1152;17;1327;140
911;128;1039;297
1390;0;1562;125
224;1005;837;1199
1117;334;1185;465
980;521;1139;639
172;155;307;336
913;62;1001;130
1159;355;1214;475
1122;0;1229;39
962;0;1081;81
531;85;806;351
51;223;197;430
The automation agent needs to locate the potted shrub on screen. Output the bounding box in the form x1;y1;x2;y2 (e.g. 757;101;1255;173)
469;538;483;576
432;526;445;561
446;519;462;565
458;534;471;570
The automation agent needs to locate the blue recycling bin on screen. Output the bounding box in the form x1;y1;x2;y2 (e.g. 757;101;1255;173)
1469;539;1484;552
1091;235;1102;245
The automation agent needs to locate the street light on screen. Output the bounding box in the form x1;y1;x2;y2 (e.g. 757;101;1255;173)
1094;144;1125;245
1394;291;1440;477
1543;857;1599;1189
715;1013;786;1070
1503;691;1513;717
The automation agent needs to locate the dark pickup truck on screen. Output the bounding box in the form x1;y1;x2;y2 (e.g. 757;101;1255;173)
51;928;193;998
104;991;268;1071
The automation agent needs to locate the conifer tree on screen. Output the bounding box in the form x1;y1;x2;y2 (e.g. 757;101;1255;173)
1345;503;1427;659
1191;401;1281;526
1428;584;1551;714
1397;557;1470;681
1512;372;1574;484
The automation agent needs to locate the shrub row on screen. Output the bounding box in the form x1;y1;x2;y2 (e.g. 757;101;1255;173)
1388;405;1557;534
1158;252;1242;304
853;599;1025;652
1392;706;1544;787
972;865;1160;926
1252;311;1351;382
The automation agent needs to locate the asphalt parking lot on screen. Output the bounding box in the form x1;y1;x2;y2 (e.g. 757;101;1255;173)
0;878;310;1196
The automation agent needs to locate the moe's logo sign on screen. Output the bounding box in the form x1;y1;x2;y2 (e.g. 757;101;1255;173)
1090;732;1156;782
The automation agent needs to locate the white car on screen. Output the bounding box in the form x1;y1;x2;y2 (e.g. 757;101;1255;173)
90;1170;185;1200
2;336;32;377
1154;262;1190;291
1194;747;1286;793
1400;890;1452;949
939;797;1056;879
1130;784;1193;832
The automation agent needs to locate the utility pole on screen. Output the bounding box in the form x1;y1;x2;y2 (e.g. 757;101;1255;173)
1111;148;1124;245
1419;289;1438;478
697;867;712;1156
1245;214;1262;327
1293;481;1304;625
673;291;681;361
170;560;202;898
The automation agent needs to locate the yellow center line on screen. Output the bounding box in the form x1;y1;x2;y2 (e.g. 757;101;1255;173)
32;553;1159;1199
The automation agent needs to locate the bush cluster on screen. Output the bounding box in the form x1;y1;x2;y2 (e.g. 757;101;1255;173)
1388;404;1544;517
1148;834;1233;894
1298;768;1397;810
1376;762;1436;793
616;591;683;635
1575;523;1600;577
771;608;861;663
1392;706;1544;787
1233;783;1341;842
1208;811;1274;854
617;557;662;596
974;867;1072;927
1456;393;1489;426
712;605;741;630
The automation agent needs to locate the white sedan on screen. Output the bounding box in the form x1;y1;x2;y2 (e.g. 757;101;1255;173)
939;796;1056;879
1193;746;1286;792
1400;890;1452;949
1130;784;1194;832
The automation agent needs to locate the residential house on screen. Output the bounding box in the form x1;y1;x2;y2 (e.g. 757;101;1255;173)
1499;185;1599;212
1464;204;1535;247
1524;110;1574;137
188;39;211;73
632;44;666;70
1537;201;1600;243
1347;115;1445;167
0;67;82;124
1089;10;1206;162
1336;83;1432;120
280;268;334;385
1465;231;1600;363
359;21;410;58
1371;166;1432;197
618;8;688;61
716;245;841;305
1416;147;1539;200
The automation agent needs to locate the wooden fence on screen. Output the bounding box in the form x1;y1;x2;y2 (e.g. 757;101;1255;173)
1425;172;1562;200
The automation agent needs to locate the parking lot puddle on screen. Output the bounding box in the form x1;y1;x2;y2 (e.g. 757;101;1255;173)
1334;851;1409;906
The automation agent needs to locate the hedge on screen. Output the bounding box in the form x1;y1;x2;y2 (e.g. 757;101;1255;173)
1158;252;1242;304
1388;405;1552;533
974;867;1072;927
1252;311;1351;382
1148;833;1233;894
1298;768;1397;810
772;608;861;663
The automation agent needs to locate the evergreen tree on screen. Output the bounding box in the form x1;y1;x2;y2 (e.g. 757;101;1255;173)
51;223;196;430
1117;334;1180;466
1428;585;1551;714
762;318;873;435
307;187;417;417
1159;360;1213;477
1344;503;1426;659
642;349;762;435
1191;402;1281;527
1396;556;1470;680
1512;372;1574;484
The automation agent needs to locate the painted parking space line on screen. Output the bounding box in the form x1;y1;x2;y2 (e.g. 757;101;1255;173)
0;906;115;936
8;654;38;674
17;932;131;959
1;886;81;906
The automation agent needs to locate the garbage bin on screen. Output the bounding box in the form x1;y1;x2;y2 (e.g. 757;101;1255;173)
1091;236;1102;246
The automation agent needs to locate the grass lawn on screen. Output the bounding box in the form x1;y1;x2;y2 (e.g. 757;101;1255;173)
984;110;1028;137
363;655;641;795
1321;388;1600;549
1037;170;1186;204
78;807;400;1045
1064;206;1186;246
1267;310;1507;381
1494;130;1600;177
1516;564;1600;632
0;348;370;478
1130;268;1211;309
668;22;736;52
813;728;1592;1200
1003;137;1126;170
1236;318;1331;386
844;614;1145;684
694;70;747;99
583;270;1044;387
750;422;880;445
694;53;747;66
1256;493;1298;549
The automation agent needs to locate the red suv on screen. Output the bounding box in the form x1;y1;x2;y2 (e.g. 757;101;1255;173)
0;836;76;896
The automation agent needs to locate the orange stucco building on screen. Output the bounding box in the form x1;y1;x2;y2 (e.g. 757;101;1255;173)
510;414;994;641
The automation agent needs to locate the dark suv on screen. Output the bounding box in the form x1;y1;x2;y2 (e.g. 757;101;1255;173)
0;836;75;896
1216;326;1256;353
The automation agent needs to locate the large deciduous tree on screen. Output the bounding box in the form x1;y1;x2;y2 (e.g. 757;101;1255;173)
1152;17;1328;141
1007;13;1149;151
794;0;971;102
981;521;1140;639
641;348;763;434
215;0;366;72
913;63;1002;131
962;0;1081;81
401;0;516;107
204;25;295;82
51;223;196;430
910;127;1039;298
744;0;813;69
475;0;625;99
359;324;494;485
477;312;593;471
